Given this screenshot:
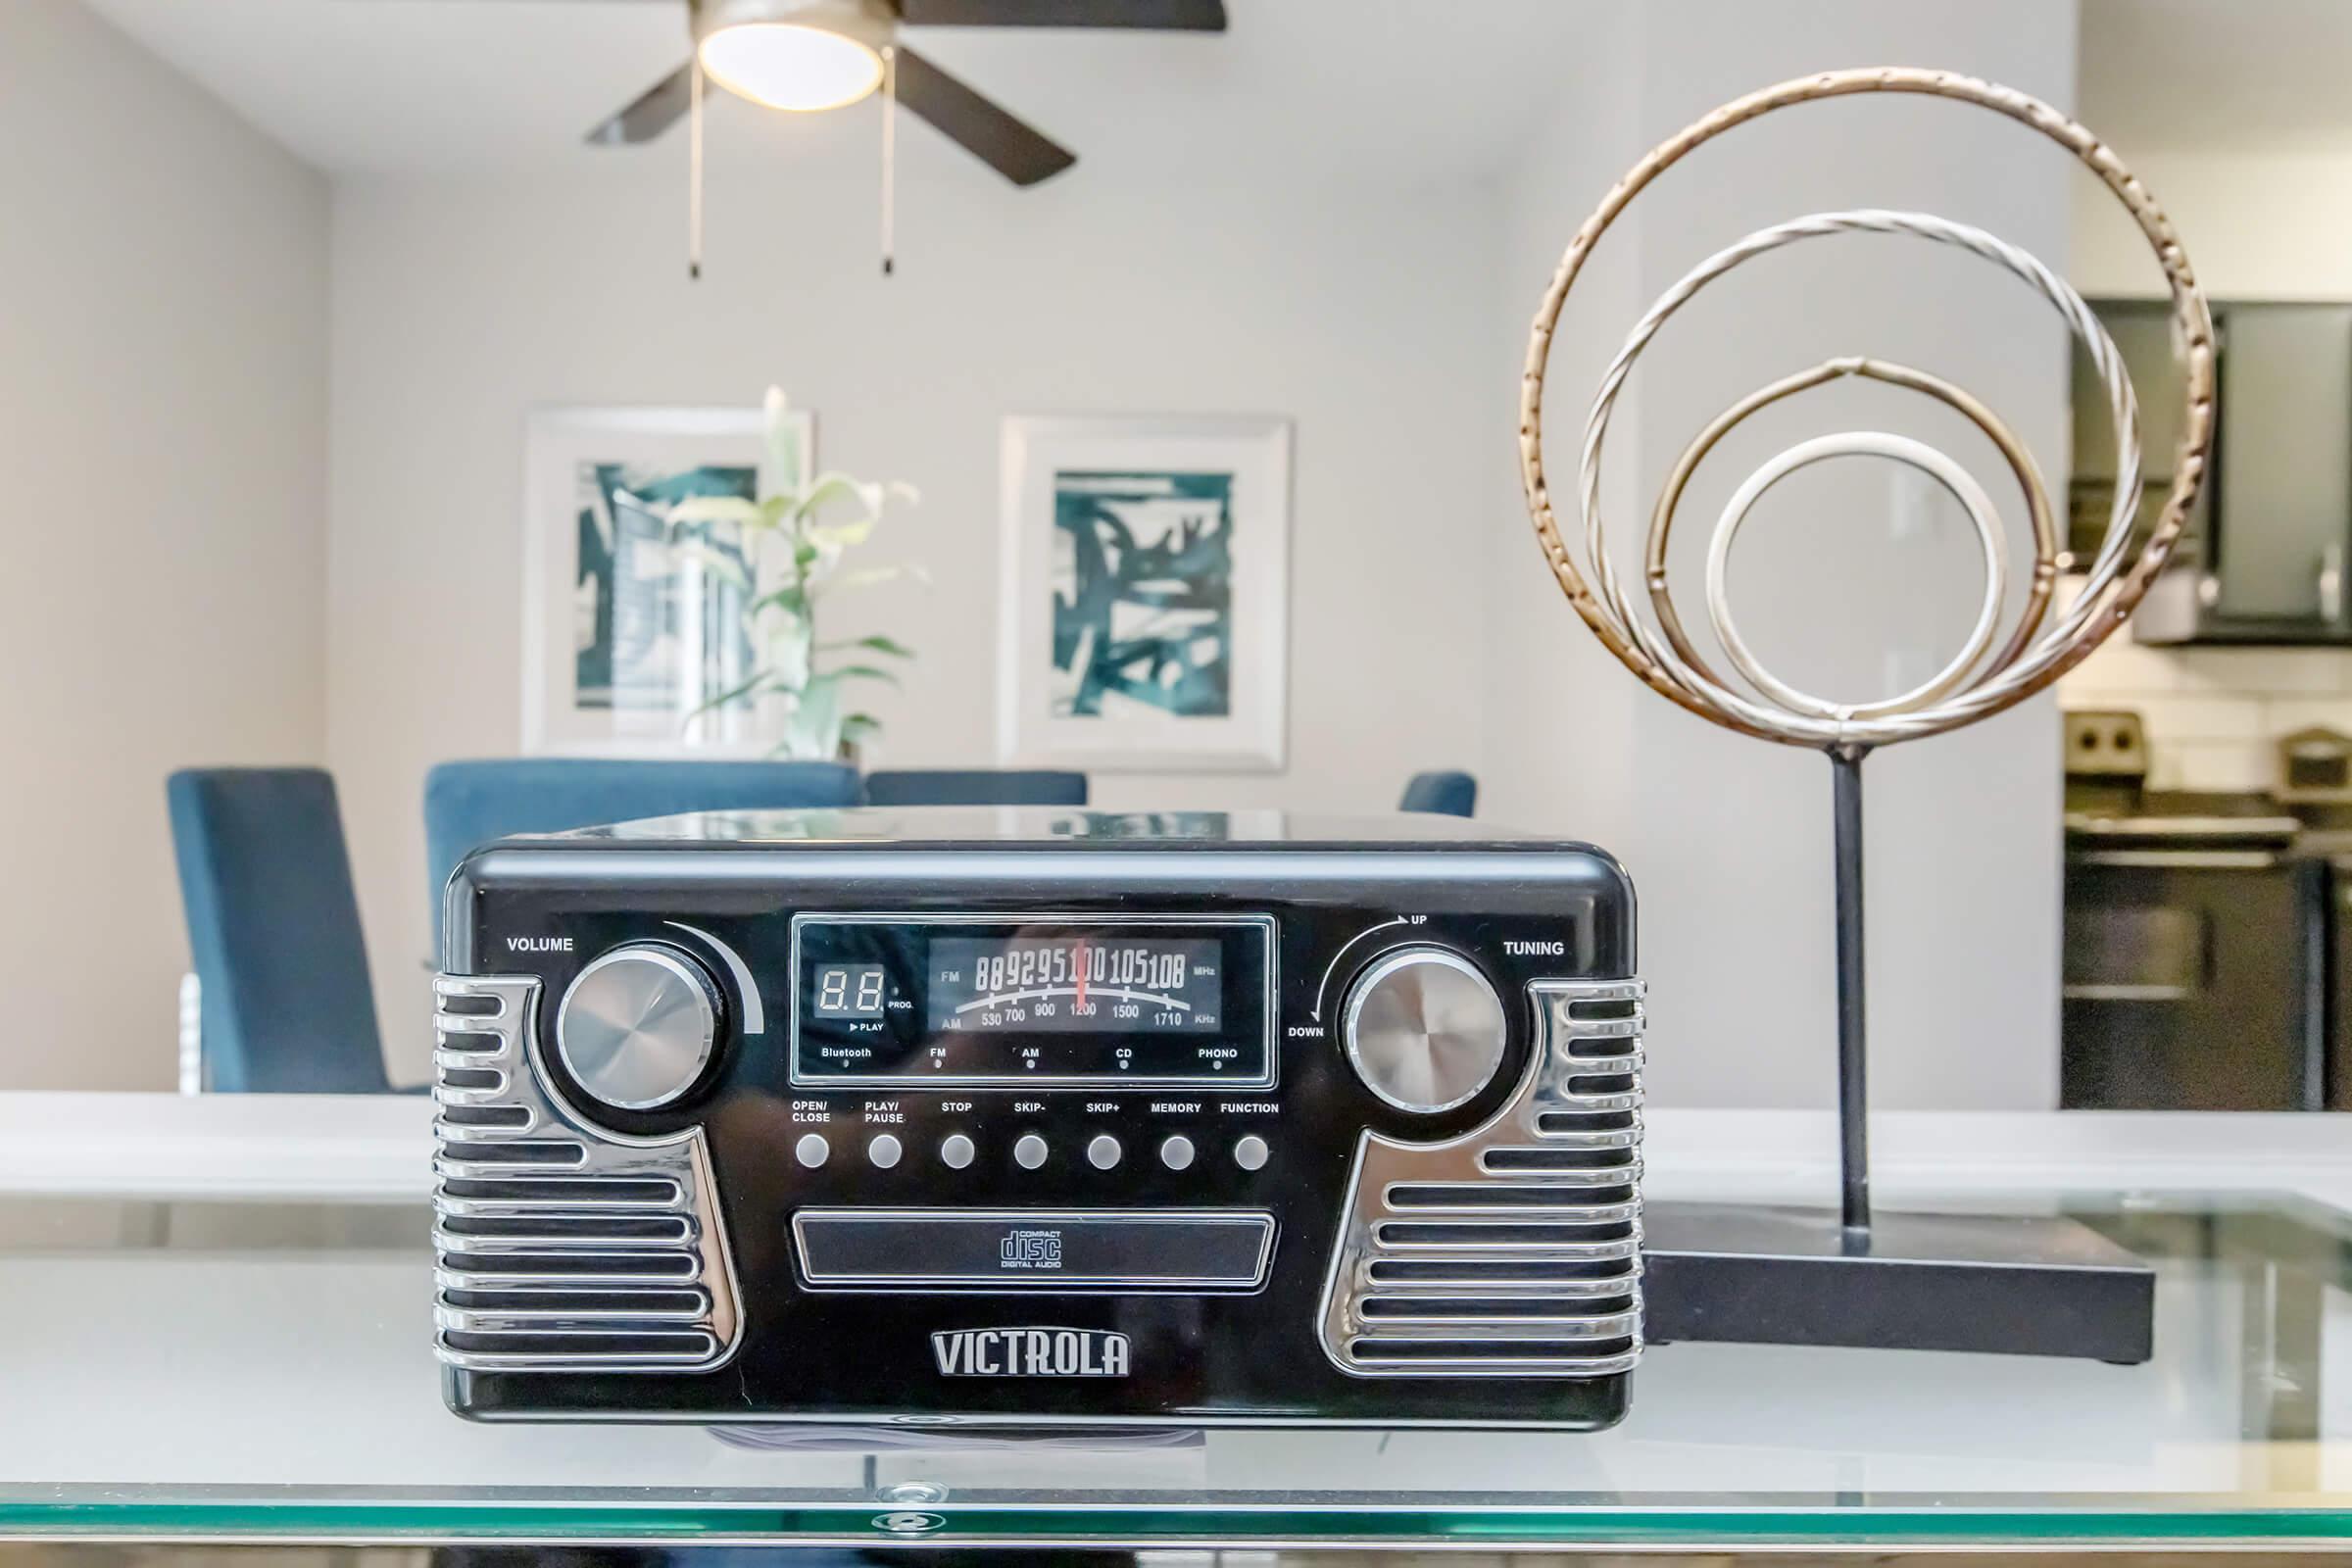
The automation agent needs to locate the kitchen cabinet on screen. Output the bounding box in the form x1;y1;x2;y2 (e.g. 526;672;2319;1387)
2075;299;2352;645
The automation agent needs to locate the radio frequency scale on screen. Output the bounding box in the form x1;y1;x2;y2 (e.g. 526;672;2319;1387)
432;808;1644;1429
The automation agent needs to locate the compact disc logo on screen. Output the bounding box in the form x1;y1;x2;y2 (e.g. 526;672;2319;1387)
932;1327;1131;1377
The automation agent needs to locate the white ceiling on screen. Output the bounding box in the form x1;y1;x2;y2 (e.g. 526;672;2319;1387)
2080;0;2352;156
80;0;1598;182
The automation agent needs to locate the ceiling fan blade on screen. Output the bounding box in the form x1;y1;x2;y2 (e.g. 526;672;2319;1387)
894;47;1075;186
894;0;1225;29
584;62;693;145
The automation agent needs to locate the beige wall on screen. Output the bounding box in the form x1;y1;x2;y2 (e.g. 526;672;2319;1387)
1486;0;2079;1108
326;142;1496;1081
0;1;330;1089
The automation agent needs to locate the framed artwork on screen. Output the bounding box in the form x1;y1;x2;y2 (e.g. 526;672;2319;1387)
521;405;812;755
998;414;1292;772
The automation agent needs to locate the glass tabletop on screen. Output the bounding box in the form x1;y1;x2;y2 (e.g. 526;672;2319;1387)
2;1190;2348;1550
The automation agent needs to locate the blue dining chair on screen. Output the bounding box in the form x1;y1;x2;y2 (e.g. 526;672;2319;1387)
424;758;863;953
1399;770;1477;817
862;769;1089;808
167;767;389;1093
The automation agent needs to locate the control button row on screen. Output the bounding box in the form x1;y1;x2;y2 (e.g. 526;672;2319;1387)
791;1131;1270;1172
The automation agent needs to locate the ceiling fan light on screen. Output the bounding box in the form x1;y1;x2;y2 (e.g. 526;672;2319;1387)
699;22;885;113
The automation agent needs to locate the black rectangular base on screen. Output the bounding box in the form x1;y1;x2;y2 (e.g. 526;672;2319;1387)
1642;1201;2156;1363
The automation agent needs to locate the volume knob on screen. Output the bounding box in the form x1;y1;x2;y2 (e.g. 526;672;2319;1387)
556;944;722;1110
1343;947;1507;1114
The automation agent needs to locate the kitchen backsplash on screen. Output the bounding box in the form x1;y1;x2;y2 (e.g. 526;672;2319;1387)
2058;625;2352;790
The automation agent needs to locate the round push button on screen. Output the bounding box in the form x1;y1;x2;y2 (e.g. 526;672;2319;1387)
1159;1134;1197;1171
556;944;721;1111
794;1133;830;1168
1013;1133;1050;1170
1342;947;1508;1114
1086;1134;1122;1170
868;1134;904;1169
1233;1134;1270;1172
939;1133;976;1169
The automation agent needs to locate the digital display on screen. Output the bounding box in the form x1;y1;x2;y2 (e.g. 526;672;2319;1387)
791;916;1274;1087
811;963;888;1018
928;938;1221;1034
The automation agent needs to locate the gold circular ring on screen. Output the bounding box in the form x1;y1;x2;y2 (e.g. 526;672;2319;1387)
1518;67;2214;748
1643;356;2059;717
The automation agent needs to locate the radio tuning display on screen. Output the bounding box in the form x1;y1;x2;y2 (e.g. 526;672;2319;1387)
791;916;1274;1088
928;937;1221;1034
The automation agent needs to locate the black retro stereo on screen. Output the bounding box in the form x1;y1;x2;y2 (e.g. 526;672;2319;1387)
432;808;1644;1429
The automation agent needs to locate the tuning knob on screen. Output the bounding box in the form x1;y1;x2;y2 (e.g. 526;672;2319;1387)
1343;947;1507;1114
556;944;722;1111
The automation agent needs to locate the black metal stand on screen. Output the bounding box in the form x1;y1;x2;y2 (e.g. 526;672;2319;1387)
1833;745;1870;1235
1640;747;2158;1362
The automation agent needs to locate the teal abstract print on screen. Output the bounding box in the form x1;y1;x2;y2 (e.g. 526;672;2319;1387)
573;462;758;712
1050;470;1234;721
1000;415;1288;771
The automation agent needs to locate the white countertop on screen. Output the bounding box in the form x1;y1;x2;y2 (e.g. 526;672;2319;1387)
3;1091;2347;1208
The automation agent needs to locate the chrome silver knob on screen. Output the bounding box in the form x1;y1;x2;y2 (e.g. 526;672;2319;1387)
1343;947;1507;1114
556;944;721;1110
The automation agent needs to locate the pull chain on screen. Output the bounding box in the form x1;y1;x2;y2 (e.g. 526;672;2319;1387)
879;43;897;276
688;55;706;280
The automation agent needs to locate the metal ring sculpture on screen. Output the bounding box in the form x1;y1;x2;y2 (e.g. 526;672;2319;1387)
1518;68;2217;750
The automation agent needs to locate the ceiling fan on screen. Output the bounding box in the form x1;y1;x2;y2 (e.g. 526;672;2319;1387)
594;0;1230;188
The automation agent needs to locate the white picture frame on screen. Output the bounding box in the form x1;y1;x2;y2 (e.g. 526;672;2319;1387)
520;405;813;756
997;414;1293;772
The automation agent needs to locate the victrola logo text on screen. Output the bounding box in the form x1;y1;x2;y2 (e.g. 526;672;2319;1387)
932;1327;1131;1377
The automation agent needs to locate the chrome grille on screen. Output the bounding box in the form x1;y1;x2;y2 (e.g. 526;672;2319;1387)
1318;977;1644;1377
431;973;743;1374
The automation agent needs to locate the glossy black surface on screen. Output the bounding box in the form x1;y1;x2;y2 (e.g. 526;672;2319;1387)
443;808;1637;1428
1645;1202;2155;1362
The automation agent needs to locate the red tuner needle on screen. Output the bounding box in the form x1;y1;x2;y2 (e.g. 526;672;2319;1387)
1074;941;1088;1009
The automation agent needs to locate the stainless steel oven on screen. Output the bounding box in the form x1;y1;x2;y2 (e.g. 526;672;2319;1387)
2062;821;2326;1110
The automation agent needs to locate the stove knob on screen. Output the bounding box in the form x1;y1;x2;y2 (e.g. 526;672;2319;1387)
556;944;722;1111
1343;947;1507;1114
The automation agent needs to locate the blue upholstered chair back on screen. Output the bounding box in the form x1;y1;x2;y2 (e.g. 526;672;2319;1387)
1399;770;1478;817
167;767;387;1094
861;769;1089;808
424;758;863;954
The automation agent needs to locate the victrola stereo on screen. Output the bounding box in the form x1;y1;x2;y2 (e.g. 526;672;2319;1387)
433;808;1644;1429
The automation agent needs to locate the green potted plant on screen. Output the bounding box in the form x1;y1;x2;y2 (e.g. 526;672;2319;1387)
668;388;919;760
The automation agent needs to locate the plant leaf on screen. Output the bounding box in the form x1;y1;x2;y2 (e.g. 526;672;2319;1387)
840;712;883;742
828;565;905;594
809;517;875;552
754;584;808;620
781;673;843;760
820;633;914;659
828;662;901;687
667;495;762;530
668;539;753;591
684;666;770;721
792;470;897;527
